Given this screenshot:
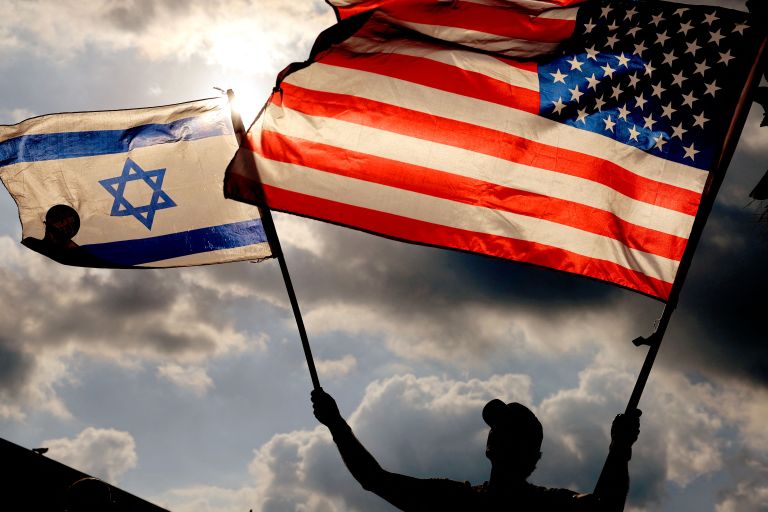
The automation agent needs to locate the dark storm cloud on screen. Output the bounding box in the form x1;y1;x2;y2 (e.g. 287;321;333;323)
191;218;636;369
2;266;208;354
82;270;178;316
0;244;265;417
104;0;159;33
189;208;666;375
0;343;34;397
298;222;618;309
233;216;623;328
669;201;768;385
427;250;619;306
103;0;210;33
185;121;766;388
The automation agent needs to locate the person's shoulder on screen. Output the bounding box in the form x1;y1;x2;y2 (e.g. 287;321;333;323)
528;482;576;495
529;483;601;510
427;477;473;491
21;237;44;252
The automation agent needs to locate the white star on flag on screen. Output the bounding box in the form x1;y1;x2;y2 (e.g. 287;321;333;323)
683;143;700;160
551;69;568;83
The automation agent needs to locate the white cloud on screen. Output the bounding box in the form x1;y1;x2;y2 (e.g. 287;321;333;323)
274;214;328;258
316;355;357;379
303;298;640;369
716;457;768;512
536;366;729;503
153;358;768;512
654;379;725;486
0;108;35;124
43;427;138;484
735;114;767;157
155;373;532;512
0;0;334;73
0;25;19;54
716;481;768;512
698;379;768;454
163;486;260;512
0;338;75;421
157;363;215;396
0;235;266;419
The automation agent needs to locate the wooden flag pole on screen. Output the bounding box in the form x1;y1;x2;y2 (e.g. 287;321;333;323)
226;89;321;391
622;34;767;414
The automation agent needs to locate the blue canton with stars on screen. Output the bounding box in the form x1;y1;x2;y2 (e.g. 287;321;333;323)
99;157;176;230
538;0;759;171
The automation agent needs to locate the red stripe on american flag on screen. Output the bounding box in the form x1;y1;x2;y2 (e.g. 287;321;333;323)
334;0;389;19
262;184;673;299
277;82;702;217
259;130;688;261
318;50;540;114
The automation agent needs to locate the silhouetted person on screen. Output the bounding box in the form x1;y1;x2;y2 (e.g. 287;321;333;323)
22;204;111;267
312;389;641;511
64;477;115;512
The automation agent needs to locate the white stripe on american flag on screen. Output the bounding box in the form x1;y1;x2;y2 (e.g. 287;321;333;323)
283;63;709;193
253;157;680;284
538;6;580;20
265;105;694;240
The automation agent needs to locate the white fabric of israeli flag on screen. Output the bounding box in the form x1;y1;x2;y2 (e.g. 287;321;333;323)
0;96;272;268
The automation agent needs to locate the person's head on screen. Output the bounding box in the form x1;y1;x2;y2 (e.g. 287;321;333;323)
483;399;543;479
43;204;80;245
65;477;113;511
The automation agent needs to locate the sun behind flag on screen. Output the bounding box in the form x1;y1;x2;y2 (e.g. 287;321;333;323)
225;0;765;301
0;95;272;268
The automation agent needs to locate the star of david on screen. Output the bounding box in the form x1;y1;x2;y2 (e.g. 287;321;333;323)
99;157;176;230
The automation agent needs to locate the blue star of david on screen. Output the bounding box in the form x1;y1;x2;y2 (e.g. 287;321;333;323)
99;157;176;230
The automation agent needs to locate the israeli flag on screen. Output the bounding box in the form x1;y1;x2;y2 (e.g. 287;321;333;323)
0;96;272;268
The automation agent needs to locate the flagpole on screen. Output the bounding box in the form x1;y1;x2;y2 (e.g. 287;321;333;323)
225;89;322;391
622;34;767;414
593;33;767;497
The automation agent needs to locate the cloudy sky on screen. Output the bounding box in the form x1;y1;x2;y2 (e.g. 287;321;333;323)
1;1;767;511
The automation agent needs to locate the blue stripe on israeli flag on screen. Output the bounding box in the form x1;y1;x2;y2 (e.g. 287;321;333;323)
0;109;233;168
81;219;268;266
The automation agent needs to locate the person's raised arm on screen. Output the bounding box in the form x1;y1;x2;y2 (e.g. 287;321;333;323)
592;409;642;512
311;388;389;492
311;389;470;511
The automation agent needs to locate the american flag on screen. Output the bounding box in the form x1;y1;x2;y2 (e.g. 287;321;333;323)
226;0;764;301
